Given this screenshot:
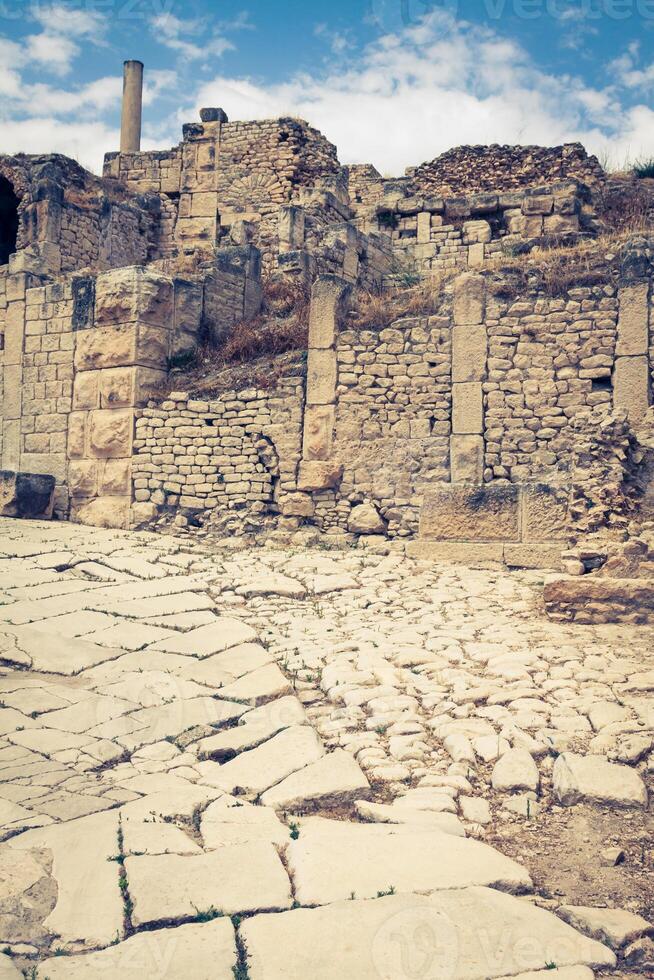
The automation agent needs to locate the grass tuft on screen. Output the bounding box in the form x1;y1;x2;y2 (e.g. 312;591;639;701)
633;157;654;179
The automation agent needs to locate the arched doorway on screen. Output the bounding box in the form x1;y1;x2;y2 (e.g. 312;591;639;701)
0;175;20;266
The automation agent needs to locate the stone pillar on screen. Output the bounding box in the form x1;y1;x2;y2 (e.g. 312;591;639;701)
297;275;351;491
120;60;144;154
614;281;650;424
1;273;28;471
69;268;172;529
450;272;487;482
278;206;306;253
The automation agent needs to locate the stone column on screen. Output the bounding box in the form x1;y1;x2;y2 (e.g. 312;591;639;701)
614;281;650;424
297;275;351;491
120;60;144;154
450;272;487;483
69;268;172;529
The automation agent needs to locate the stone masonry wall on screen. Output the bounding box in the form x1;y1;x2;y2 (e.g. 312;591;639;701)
483;285;620;483
360;182;587;278
406;143;605;196
131;379;304;522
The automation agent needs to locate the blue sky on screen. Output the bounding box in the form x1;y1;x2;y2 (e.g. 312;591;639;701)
0;0;653;174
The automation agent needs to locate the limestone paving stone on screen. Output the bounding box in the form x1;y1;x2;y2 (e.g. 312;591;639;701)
39;918;237;979
126;841;293;926
243;888;615;980
557;905;653;950
150;618;257;657
215;663;292;706
200;725;325;796
287;817;532;905
201;797;289;849
7;810;124;949
553;752;648;808
260;749;371;810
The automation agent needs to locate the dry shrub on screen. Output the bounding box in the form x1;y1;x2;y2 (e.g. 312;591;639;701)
488;233;636;298
594;180;652;236
214;313;308;365
352;276;446;329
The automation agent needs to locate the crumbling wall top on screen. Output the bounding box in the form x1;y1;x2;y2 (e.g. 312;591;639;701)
406;142;606;196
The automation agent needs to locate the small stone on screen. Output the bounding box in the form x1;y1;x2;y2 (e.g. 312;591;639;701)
553;753;648;809
558;905;653;950
459;796;492;824
600;846;625;867
491;749;540;792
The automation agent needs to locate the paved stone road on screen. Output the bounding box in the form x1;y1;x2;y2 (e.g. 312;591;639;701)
0;518;652;978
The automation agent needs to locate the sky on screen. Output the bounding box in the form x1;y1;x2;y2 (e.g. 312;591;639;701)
0;0;653;176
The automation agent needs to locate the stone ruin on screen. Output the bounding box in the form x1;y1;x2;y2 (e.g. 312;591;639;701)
1;60;654;621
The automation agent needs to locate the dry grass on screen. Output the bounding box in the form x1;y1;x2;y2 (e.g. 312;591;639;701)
351;276;447;329
169;274;310;396
486;229;649;298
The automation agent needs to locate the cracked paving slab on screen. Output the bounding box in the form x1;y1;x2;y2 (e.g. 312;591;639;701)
0;518;651;978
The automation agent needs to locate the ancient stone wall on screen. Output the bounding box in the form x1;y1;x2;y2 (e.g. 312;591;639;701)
406;143;605;196
0;154;167;278
483;285;619;483
131;380;304;524
356;181;588;277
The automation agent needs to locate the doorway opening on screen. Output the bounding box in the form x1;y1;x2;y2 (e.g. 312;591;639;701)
0;176;20;266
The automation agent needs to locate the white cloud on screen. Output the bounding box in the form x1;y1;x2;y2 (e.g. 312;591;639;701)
186;12;654;174
151;12;233;62
24;31;79;75
33;4;107;39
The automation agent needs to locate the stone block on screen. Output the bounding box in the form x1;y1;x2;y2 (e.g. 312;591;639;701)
100;458;131;495
297;460;343;492
0;470;55;519
302;405;335;460
279;206;306;249
308;276;351;350
4;307;25;365
2;420;20;470
72;372;99;411
522;483;570;541
67;412;87;459
543;213;579;235
417;212;431;244
71;495;130;530
137;324;170;369
452;326;487;382
407;540;505;563
463;220;492;244
2;364;22;419
306;349;337;406
614;356;650;423
68;460;98;497
617;283;649;357
94;269;173;328
279;493;315;518
419;483;521;542
450;434;484;483
452;382;483;434
135;368;168;406
20;453;67;484
99;368;136;409
74;325;138;372
453;273;485;326
504;543;564;570
89;410;133;458
191;192;219;218
468;243;485;268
